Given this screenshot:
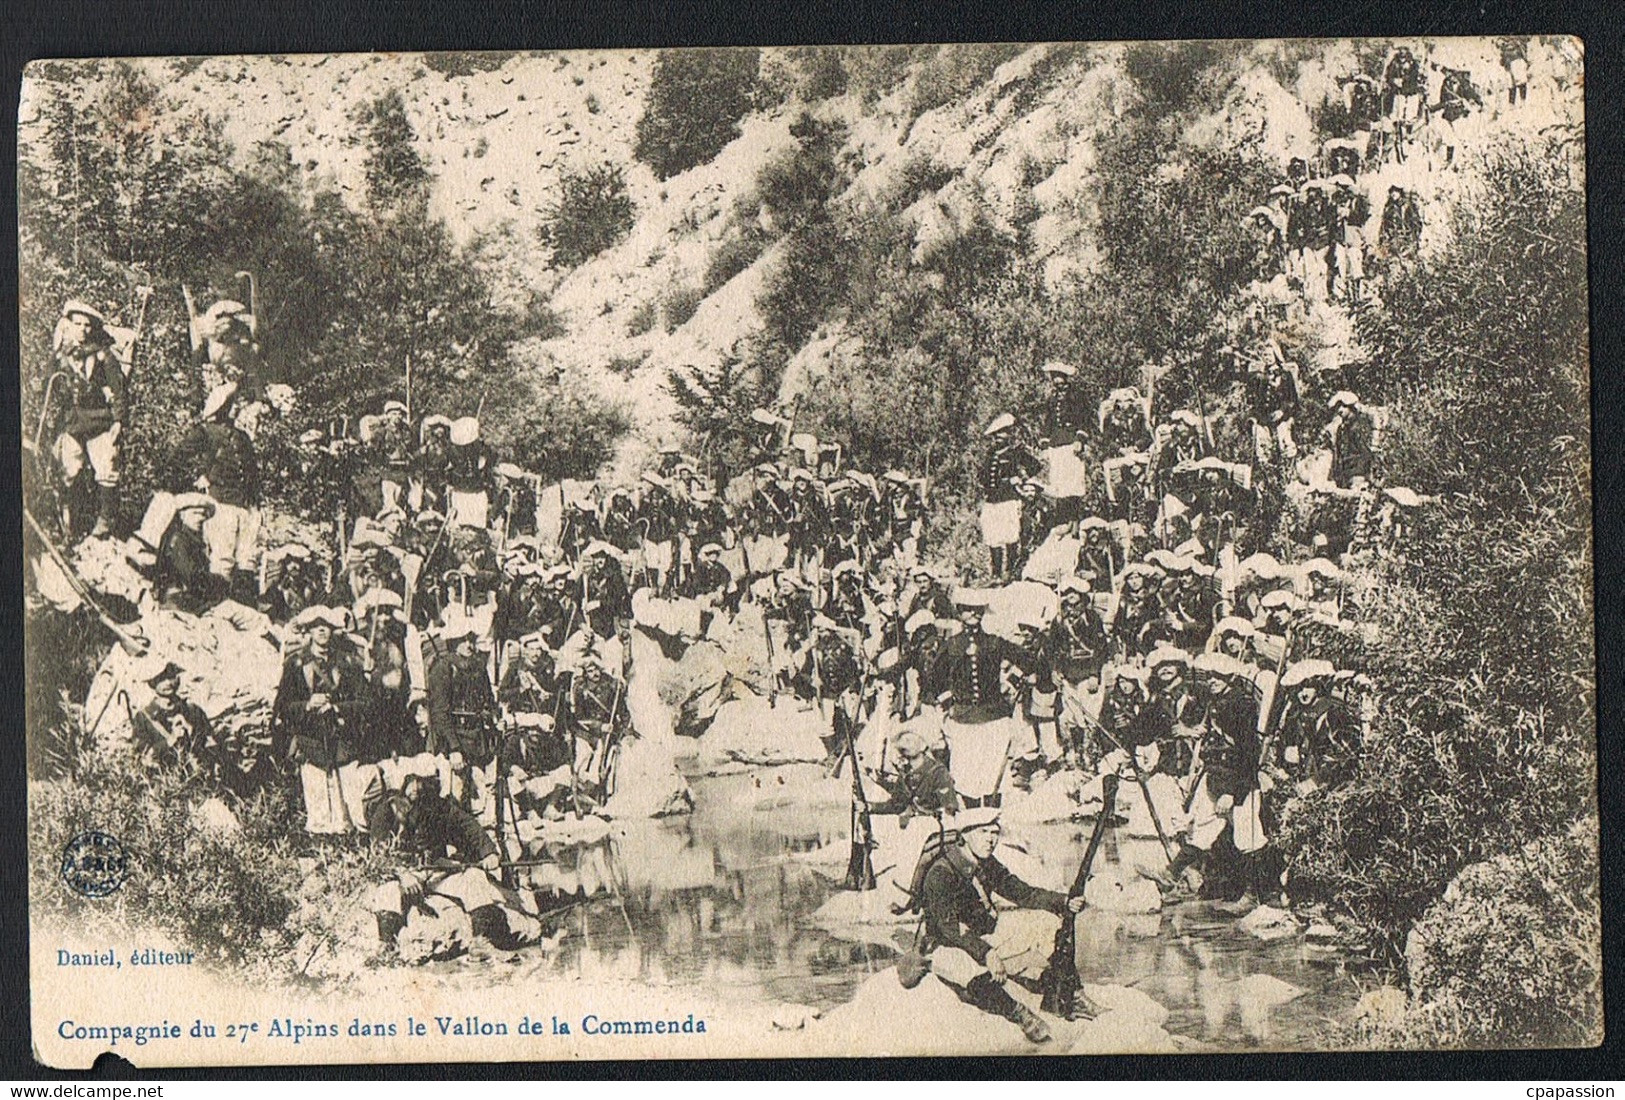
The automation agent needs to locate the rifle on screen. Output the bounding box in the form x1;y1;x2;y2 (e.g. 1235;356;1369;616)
842;680;877;892
1076;708;1175;863
1039;772;1119;1019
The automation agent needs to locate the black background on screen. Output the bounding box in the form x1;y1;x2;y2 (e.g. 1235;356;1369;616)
1;0;1619;1081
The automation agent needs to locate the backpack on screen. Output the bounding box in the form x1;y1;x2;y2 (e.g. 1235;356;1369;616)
894;824;961;915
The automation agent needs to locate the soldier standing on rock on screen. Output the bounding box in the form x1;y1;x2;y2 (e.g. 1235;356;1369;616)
47;300;128;539
176;382;262;605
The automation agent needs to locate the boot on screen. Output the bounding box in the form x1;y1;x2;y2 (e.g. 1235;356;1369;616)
90;483;118;539
1009;1002;1053;1044
965;974;1050;1043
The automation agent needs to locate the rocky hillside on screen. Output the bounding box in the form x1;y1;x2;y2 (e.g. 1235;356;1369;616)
30;39;1579;477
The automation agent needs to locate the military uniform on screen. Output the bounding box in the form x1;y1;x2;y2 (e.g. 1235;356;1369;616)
427;649;498;765
275;639;370;834
52;321;128;537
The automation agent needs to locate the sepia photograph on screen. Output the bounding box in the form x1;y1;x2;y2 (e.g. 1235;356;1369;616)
19;37;1597;1067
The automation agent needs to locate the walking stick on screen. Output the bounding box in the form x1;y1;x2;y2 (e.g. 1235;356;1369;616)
24;508;149;656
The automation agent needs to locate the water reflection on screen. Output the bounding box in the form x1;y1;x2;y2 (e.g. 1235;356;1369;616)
494;767;1354;1047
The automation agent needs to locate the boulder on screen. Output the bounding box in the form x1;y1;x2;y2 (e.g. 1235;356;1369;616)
694;693;830;770
1236;903;1302;941
398;895;474;964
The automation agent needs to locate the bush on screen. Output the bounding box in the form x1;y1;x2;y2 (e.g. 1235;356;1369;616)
1369;819;1602;1048
538;162;636;269
635;49;761;181
701;228;768;296
29;744;394;977
494;374;630;483
908;43;1027;120
661;282;704;331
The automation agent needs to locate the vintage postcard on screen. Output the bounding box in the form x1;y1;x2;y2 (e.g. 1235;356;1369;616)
21;38;1596;1067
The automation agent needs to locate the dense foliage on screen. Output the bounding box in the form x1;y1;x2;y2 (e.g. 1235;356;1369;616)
18;62;628;532
634;49;762;181
538;161;636;269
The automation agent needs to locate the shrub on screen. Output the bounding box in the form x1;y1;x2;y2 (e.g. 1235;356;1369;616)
29;743;394;976
495;374;630;483
908;43;1027;120
701;228;768;296
661;282;704;331
538;162;636;269
635;49;761;181
1365;819;1601;1048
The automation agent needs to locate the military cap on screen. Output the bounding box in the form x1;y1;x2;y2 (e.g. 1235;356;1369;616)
699;542;724;557
983;413;1017;437
1147;645;1191;669
1269;184;1296;198
494;462;525;479
382;400;408;416
61;299;108;324
883;469;911;485
1169;409;1202;428
1193;652;1249;680
749;408;782;425
1328;390;1361;410
1212;616;1257;639
904;609;937;635
1259;589;1305;611
1280;659;1337;689
145;660;186;685
955;806;1002;833
172;492;216;516
1041;360;1077;377
292;605;348;631
893;728;929;758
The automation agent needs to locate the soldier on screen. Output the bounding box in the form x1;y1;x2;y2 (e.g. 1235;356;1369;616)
1149;410;1206;499
152;493;228;614
261;543;322;624
1186;651;1270;912
276;606;369;835
917;807;1087;1043
1077;517;1123;592
1378;184;1424;265
426;619;498;806
415;415;455;516
563;655;629;807
174;382;261;604
445;417;492;529
183;284;263;399
367;772;499;944
1328;175;1372;301
48;300;128;539
356;589;416;762
1248;356;1300;465
881;469;926;560
1099;386;1152;456
637;472;680;594
1106;562;1164;658
786;468;831;576
1014;477;1054;579
1383;47;1426;162
1293;181;1336;302
869;728;959;821
979;414;1039;581
1433;65;1484;169
1046;576;1111;761
492;463;537;541
924;590;1021;807
130;660;230;788
1244;205;1288;282
1275;660;1360;792
1341;74;1383;161
1326;391;1376;490
1500;38;1530;107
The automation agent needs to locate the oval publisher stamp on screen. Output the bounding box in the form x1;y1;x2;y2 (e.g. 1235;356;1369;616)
60;831;129;898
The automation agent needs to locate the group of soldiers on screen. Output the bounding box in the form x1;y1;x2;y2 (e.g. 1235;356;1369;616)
1243;46;1508;307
